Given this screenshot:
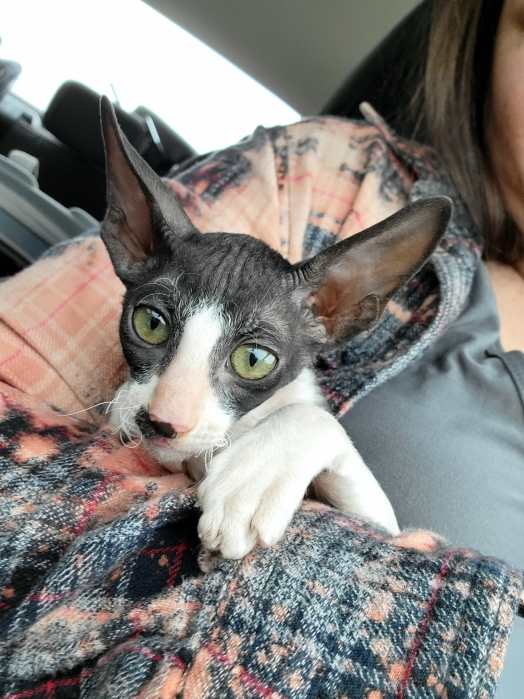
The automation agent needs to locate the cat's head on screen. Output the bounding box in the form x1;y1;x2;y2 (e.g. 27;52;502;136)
99;96;450;470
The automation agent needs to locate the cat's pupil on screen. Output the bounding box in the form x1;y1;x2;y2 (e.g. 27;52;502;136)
150;316;160;331
230;344;277;380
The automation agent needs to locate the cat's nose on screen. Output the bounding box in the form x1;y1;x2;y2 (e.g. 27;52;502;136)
148;413;193;438
148;418;177;439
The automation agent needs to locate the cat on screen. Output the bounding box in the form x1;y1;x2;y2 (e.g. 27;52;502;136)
99;96;450;560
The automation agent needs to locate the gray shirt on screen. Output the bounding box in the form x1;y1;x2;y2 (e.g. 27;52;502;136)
341;263;523;697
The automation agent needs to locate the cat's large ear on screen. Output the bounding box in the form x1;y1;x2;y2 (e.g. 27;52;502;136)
295;197;451;343
99;96;197;281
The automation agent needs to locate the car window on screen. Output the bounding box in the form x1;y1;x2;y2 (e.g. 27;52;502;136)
2;0;299;152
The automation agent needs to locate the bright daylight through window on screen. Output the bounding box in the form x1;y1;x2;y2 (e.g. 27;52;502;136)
1;0;300;153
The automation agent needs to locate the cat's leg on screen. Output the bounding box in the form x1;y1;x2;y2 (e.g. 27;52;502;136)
311;444;399;535
197;403;398;559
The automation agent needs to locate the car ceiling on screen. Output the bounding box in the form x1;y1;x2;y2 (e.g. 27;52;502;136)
145;0;420;115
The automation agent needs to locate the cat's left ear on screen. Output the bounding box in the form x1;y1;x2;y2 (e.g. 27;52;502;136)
295;197;451;343
99;96;197;281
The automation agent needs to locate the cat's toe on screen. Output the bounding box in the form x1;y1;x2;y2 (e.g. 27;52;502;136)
251;506;288;548
198;501;258;559
197;510;222;551
198;548;223;573
219;524;257;559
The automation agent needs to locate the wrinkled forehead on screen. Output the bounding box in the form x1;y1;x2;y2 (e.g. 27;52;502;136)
131;231;295;312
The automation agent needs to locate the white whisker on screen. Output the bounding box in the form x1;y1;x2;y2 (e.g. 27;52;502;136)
138;292;172;304
203;447;214;473
121;434;143;449
60;400;115;417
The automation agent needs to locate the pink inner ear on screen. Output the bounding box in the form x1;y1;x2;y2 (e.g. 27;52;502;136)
310;269;362;336
104;106;155;263
309;266;384;341
111;189;154;263
309;287;340;335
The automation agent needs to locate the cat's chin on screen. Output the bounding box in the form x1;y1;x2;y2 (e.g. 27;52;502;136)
143;436;208;477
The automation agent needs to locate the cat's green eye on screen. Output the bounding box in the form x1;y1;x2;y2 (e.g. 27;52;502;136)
132;306;169;345
230;344;277;380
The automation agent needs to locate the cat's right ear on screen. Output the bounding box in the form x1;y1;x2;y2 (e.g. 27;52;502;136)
99;96;197;282
294;197;451;345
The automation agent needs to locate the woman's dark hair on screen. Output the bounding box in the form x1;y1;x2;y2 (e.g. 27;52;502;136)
414;0;523;264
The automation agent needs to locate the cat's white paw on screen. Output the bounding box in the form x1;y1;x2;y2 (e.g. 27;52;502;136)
197;429;310;559
196;402;400;559
312;451;400;536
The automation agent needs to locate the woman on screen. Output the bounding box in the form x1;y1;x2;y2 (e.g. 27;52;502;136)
342;1;524;695
0;1;521;697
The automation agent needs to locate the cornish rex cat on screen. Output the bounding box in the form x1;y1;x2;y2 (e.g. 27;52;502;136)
99;97;450;559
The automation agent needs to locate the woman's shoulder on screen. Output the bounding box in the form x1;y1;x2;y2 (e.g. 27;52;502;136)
265;104;438;171
267;112;390;143
171;105;428;194
168;106;421;251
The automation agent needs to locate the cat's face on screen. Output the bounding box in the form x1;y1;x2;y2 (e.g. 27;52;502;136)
112;231;320;466
99;97;451;470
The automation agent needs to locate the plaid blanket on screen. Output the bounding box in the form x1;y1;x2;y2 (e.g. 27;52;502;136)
0;107;521;698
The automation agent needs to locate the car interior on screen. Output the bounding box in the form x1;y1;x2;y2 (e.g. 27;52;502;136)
2;4;523;696
0;0;425;276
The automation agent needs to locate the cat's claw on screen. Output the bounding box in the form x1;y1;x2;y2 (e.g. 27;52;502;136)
197;547;223;573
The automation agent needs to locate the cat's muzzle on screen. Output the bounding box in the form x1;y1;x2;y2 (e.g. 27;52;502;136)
135;407;177;440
